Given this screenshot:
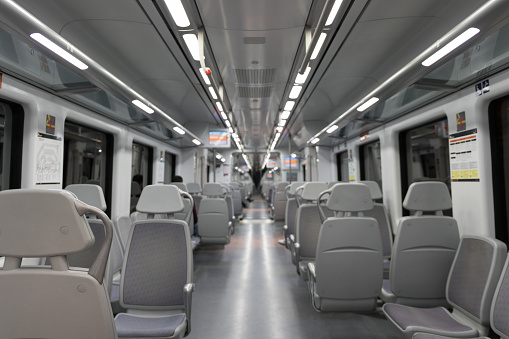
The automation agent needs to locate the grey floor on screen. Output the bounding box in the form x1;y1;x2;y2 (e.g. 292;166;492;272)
188;197;404;339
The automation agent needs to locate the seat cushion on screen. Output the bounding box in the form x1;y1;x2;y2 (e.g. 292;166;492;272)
115;313;186;338
383;304;477;337
412;333;488;339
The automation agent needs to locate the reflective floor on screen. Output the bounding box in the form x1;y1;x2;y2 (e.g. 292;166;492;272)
188;197;403;338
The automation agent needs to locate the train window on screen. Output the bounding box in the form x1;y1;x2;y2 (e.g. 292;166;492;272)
399;118;451;215
359;140;383;191
0;100;23;190
336;151;349;182
164;152;176;183
63;121;113;215
131;142;153;191
489;95;509;243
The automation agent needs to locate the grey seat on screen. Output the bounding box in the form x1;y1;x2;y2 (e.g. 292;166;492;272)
114;215;132;251
283;182;304;248
115;185;194;339
308;183;383;312
186;182;203;215
383;236;507;338
198;183;231;245
272;182;289;221
290;182;331;280
361;181;393;271
221;183;235;234
171;183;195;234
381;182;460;307
230;182;243;218
0;189;117;338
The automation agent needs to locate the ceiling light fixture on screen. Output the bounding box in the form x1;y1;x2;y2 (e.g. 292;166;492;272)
221;112;228;120
281;111;291;120
295;67;311;84
284;101;295;111
356;97;379;112
422;27;480;67
311;138;320;144
164;0;190;27
173;126;186;135
132;99;154;114
289;85;302;99
310;33;327;60
325;0;344;26
216;102;224;111
278;120;286;127
326;125;339;133
199;68;211;84
30;33;88;70
225;120;231;127
182;34;199;60
192;139;201;145
209;87;217;99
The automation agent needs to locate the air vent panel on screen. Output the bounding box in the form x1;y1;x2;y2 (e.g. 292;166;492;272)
234;68;276;84
237;86;273;98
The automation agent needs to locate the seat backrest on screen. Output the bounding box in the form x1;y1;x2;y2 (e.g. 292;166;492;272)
198;183;229;243
171;182;188;192
114;215;132;250
273;182;289;221
491;254;509;339
296;182;330;259
187;182;202;194
361;181;393;259
314;183;383;311
120;185;192;312
285;182;304;235
390;182;460;305
446;236;506;329
0;189;117;339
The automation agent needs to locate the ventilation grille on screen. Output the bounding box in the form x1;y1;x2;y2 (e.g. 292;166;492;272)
237;86;273;98
234;68;276;84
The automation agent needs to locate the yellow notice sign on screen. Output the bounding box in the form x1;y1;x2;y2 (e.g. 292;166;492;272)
449;128;480;182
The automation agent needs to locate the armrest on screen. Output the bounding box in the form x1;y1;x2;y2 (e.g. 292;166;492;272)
184;283;195;336
289;234;295;244
283;225;288;230
308;262;316;281
294;242;301;264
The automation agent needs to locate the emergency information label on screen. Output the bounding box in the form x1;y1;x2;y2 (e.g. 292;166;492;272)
449;128;479;182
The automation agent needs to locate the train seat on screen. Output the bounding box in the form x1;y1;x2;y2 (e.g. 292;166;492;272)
381;182;460;307
361;181;393;271
171;182;195;232
114;216;132;251
186;182;203;213
383;236;507;338
308;183;383;312
221;183;235;234
130;181;141;213
116;184;194;339
272;182;289;221
290;182;330;280
198;183;231;245
0;189;117;338
230;182;243;218
283;182;304;248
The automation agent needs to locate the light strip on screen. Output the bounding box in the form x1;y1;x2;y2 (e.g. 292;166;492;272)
278;120;286;127
356;97;379;112
295;67;311;84
173;126;185;135
289;85;302;99
325;0;344;26
326;125;338;133
164;0;190;27
310;33;327;60
182;34;199;60
209;87;218;99
225;120;231;127
216;154;222;159
221;112;228;120
132;99;154;114
216;102;224;112
275;126;283;133
192;139;201;145
311;138;320;144
30;33;88;70
228;127;234;133
199;68;211;84
422;28;480;67
281;111;291;120
284;101;295;111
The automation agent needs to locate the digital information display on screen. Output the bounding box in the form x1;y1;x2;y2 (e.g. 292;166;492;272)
209;131;228;146
284;157;298;169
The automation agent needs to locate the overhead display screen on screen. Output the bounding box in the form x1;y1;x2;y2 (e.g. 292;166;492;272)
209;131;228;146
284;157;298;169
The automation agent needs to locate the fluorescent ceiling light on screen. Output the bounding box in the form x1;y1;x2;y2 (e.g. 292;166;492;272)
30;33;88;70
221;112;228;120
199;68;211;84
281;111;291;120
295;67;311;84
225;120;231;127
132;99;154;114
192;139;201;145
173;126;185;135
229;127;234;133
216;102;224;112
289;85;302;99
182;34;199;60
422;28;480;67
310;33;327;60
164;0;190;27
325;0;344;26
278;119;286;127
209;87;217;99
326;125;339;133
276;126;283;133
291;153;297;158
275;132;281;139
311;138;320;144
284;101;295;111
221;158;226;163
356;97;379;112
216;154;222;159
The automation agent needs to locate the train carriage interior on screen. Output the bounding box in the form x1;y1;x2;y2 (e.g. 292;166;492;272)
1;0;509;338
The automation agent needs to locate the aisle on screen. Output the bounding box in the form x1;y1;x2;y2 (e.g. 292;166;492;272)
188;197;403;338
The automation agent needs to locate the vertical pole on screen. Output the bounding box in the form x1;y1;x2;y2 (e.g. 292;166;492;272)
288;131;292;183
213;148;217;182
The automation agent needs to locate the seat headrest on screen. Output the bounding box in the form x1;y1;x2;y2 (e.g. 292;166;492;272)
276;182;289;191
136;185;184;214
229;182;239;189
327;181;339;188
186;182;202;194
131;181;141;196
403;182;452;211
203;183;224;196
0;189;94;257
65;184;107;211
360;181;382;200
171;182;188;192
299;182;328;201
288;182;305;195
326;183;374;212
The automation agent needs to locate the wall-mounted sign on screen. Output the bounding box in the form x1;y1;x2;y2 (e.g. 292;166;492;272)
35;132;62;185
456;112;466;132
475;79;490;96
449;128;479;182
46;115;56;135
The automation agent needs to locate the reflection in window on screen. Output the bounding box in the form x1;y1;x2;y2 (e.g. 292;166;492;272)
336;151;349;182
360;140;382;191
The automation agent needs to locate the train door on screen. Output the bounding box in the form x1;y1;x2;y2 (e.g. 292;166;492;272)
336;151;349;182
63;121;113;215
490;96;509;243
399;118;451;215
0;100;23;190
359;140;383;192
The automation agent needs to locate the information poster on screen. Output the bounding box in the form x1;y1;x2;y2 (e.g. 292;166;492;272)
348;150;356;181
449;128;480;181
157;159;165;183
35;133;62;185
